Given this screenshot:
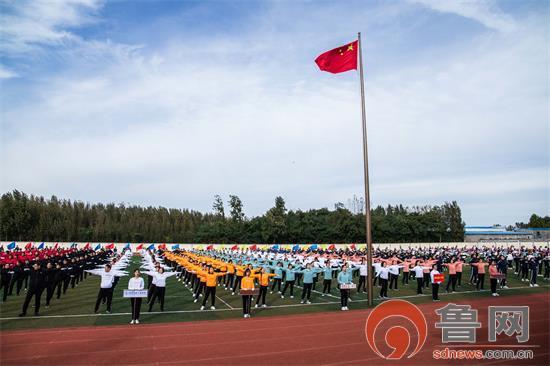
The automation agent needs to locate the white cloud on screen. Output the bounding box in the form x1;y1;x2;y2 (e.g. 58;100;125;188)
0;64;18;79
409;0;517;33
0;0;102;54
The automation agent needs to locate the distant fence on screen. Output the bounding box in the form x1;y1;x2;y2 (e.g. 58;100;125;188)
1;241;548;251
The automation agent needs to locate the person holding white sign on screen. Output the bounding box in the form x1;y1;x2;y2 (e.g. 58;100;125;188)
128;269;144;324
430;265;441;301
337;264;354;311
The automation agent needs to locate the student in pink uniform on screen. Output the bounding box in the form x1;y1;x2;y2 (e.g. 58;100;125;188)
444;258;458;293
471;259;489;290
455;259;464;287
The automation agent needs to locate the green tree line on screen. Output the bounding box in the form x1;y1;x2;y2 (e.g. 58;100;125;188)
516;214;550;229
0;190;465;243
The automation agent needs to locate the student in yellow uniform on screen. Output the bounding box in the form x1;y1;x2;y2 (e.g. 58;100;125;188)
241;268;255;318
193;264;207;302
200;266;226;310
254;268;276;308
224;260;236;290
232;261;245;295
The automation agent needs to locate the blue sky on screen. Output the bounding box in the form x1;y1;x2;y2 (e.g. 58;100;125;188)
0;0;548;226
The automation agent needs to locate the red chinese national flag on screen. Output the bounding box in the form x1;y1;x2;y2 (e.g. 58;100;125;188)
315;40;358;74
231;245;238;251
136;244;143;251
25;242;33;250
328;244;336;251
250;244;258;251
106;243;115;250
206;244;214;250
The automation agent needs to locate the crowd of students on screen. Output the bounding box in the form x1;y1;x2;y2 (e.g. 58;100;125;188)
1;243;548;321
161;243;549;316
0;246;115;316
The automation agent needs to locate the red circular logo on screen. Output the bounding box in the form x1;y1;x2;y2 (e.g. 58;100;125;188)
365;299;428;360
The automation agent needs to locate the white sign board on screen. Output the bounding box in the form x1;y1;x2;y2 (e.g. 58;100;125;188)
123;289;148;298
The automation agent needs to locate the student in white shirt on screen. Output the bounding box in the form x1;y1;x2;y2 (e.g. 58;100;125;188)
86;264;127;313
430;265;441;301
144;267;179;312
378;262;390;299
128;269;145;324
352;258;369;293
411;261;429;295
388;260;404;290
372;261;383;287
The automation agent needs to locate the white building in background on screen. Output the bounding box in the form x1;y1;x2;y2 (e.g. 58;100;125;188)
464;226;533;242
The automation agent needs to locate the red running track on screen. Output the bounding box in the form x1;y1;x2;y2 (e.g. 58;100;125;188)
1;293;548;365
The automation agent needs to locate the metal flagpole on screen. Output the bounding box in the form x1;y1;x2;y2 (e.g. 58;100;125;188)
358;32;374;306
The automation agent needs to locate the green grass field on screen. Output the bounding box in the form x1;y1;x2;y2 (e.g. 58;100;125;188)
1;255;548;331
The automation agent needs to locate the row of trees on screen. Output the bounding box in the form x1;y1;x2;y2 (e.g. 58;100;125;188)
0;190;465;243
516;214;550;229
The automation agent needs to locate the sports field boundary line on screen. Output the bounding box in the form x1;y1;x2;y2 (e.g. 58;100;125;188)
215;294;234;309
294;283;340;300
180;279;235;310
1;283;547;321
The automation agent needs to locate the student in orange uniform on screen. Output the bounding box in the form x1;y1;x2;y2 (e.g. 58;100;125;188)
193;264;207;302
254;268;276;308
201;266;226;310
241;268;255;318
232;261;245;295
224;260;235;290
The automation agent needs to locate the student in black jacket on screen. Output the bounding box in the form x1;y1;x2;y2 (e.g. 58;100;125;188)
8;262;24;296
53;263;64;299
44;262;58;307
62;259;73;294
22;260;31;291
1;264;12;302
70;258;78;288
19;263;46;317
